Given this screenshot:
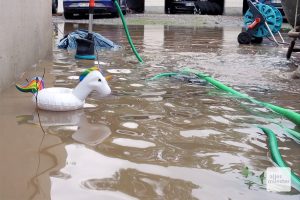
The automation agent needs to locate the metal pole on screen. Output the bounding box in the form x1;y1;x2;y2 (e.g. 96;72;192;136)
88;15;93;33
278;32;285;43
265;21;279;45
88;0;95;33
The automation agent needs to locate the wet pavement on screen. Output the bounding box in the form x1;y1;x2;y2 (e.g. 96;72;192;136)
1;17;300;199
52;14;245;27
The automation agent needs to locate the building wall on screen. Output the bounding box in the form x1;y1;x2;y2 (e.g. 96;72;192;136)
0;0;52;93
145;0;165;13
58;0;64;13
224;0;243;15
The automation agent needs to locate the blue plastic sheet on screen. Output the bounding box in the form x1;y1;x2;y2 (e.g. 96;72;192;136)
58;30;121;50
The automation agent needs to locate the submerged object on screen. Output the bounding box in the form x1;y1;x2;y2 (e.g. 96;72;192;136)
58;30;121;51
75;33;96;60
16;67;111;111
75;0;96;60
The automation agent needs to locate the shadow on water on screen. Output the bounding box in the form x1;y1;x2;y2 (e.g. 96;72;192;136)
0;22;300;199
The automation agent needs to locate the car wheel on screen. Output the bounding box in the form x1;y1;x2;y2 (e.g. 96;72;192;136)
122;10;127;15
170;7;175;14
192;7;197;14
64;12;73;19
196;0;222;15
196;1;207;15
111;12;119;18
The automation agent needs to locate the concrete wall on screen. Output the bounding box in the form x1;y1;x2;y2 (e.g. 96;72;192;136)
0;0;52;93
224;0;243;15
58;0;64;13
145;0;165;13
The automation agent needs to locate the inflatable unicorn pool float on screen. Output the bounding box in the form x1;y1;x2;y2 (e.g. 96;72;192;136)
16;67;111;111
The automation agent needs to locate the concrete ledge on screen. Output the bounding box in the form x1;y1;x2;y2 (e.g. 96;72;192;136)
144;6;165;14
224;7;243;16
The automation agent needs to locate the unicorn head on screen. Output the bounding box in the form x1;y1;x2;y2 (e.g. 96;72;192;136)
16;77;45;93
73;67;111;100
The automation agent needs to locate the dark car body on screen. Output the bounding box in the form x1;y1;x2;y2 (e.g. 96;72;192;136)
52;0;58;14
167;0;197;14
63;0;127;19
166;0;223;15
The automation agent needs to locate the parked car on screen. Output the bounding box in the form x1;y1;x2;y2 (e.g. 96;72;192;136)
52;0;58;14
195;0;224;15
166;0;197;14
63;0;127;19
166;0;223;15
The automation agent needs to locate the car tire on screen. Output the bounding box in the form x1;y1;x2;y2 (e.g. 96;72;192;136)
170;7;176;14
64;12;73;19
111;12;119;18
122;10;127;15
196;0;222;15
197;2;207;14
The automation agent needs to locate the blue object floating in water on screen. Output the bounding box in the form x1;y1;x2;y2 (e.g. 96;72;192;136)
75;54;96;60
58;29;121;50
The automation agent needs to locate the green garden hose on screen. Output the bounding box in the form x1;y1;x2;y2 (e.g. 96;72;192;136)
149;68;300;126
273;123;300;144
285;128;300;143
259;126;300;190
180;68;300;126
148;69;300;190
114;0;143;63
148;72;180;81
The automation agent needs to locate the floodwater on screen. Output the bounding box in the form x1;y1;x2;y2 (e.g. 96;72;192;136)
1;22;300;200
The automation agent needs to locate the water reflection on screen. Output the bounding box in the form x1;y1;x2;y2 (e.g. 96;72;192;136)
12;107;111;200
17;109;111;146
82;168;199;199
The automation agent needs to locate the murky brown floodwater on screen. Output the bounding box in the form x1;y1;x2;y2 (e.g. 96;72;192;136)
1;22;300;200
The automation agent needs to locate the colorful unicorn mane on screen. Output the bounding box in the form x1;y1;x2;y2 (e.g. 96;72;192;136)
79;66;100;82
16;77;45;93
